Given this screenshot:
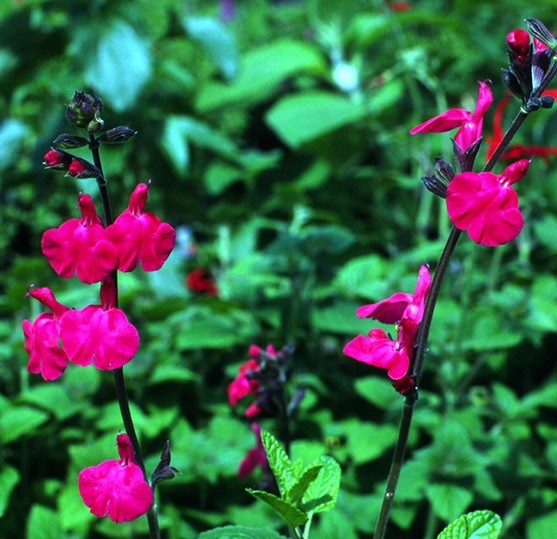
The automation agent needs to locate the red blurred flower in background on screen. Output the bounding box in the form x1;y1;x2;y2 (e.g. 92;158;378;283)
186;267;219;296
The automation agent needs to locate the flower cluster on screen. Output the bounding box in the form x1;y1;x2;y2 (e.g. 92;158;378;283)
22;183;175;380
23;91;176;525
78;434;154;522
228;344;294;419
343;265;431;385
411;21;557;247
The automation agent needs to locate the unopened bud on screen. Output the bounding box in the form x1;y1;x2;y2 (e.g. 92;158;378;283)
52;133;89;149
43;148;72;170
65;91;104;129
97;126;137;144
67;158;102;180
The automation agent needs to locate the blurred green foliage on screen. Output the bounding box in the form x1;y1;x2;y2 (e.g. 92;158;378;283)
2;0;557;538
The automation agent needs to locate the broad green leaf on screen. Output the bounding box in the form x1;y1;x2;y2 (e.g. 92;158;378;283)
425;483;474;522
286;464;323;504
198;525;289;539
162;115;239;175
311;300;375;334
0;465;19;517
183;16;238;79
85;21;152;111
0;406;49;444
196;39;326;111
301;456;341;515
354;376;400;409
265;91;367;148
20;384;83;421
26;505;63;539
247;489;308;528
334;254;393;300
261;430;294;497
437;510;502;539
527;510;557;539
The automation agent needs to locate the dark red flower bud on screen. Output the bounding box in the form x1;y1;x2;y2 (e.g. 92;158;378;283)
44;148;72;170
67;158;101;179
507;29;530;63
68;160;87;177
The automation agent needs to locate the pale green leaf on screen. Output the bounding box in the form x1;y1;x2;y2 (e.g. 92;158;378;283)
247;489;308;528
26;505;63;539
302;456;341;515
426;483;474;523
0;466;19;517
437;510;502;539
198;525;289;539
261;430;294;497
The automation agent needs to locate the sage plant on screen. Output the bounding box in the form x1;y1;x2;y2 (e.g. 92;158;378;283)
22;91;177;538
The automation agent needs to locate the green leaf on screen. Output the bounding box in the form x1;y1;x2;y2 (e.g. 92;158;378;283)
437;510;502;539
426;483;474;523
260;430;294;497
354;376;400;409
86;20;152;111
247;489;308;528
0;465;19;517
198;525;289;539
20;384;84;421
26;505;63;539
0;118;28;172
286;464;323;504
527;510;557;539
196;39;326;111
301;456;341;515
266;91;367;148
0;405;49;444
183;16;238;79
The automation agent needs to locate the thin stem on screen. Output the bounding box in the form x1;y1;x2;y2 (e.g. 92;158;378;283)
372;394;417;539
89;135;161;539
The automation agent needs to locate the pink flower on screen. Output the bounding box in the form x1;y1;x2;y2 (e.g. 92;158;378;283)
343;265;431;380
238;423;268;477
228;358;261;406
41;193;118;284
22;287;70;381
410;81;493;153
106;183;176;272
507;29;531;64
78;433;153;523
60;305;139;370
446;159;530;246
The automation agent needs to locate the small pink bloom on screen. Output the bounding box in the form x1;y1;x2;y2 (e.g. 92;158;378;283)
22;287;70;381
41;193;118;284
410;81;493;153
106;183;176;272
507;29;531;63
238;423;268;477
446;159;530;246
44;149;70;169
60;305;139;370
78;433;153;523
228;359;260;406
343;266;431;380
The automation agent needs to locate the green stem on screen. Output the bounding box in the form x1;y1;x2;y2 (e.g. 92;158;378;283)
89;134;161;539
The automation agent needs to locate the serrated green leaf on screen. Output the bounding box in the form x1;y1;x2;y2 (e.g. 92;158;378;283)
247;489;308;528
286;464;323;505
0;466;19;517
198;525;289;539
436;510;501;539
301;456;341;515
265;91;367;148
260;430;294;497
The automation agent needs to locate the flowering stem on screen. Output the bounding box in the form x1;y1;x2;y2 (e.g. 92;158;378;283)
373;59;557;539
89;137;161;539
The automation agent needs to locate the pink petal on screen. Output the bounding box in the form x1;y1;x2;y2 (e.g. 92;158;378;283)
22;316;69;381
78;460;153;523
60;306;139;370
410;109;471;134
356;292;413;322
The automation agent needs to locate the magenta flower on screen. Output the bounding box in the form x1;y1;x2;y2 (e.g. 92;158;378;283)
78;433;153;523
446;159;530;246
60;305;139;370
238;423;268;477
22;287;70;381
106;183;176;272
41;193;118;284
343;265;431;380
228;358;261;407
410;81;493;153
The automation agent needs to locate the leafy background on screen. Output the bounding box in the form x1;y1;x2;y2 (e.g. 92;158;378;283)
2;0;557;538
